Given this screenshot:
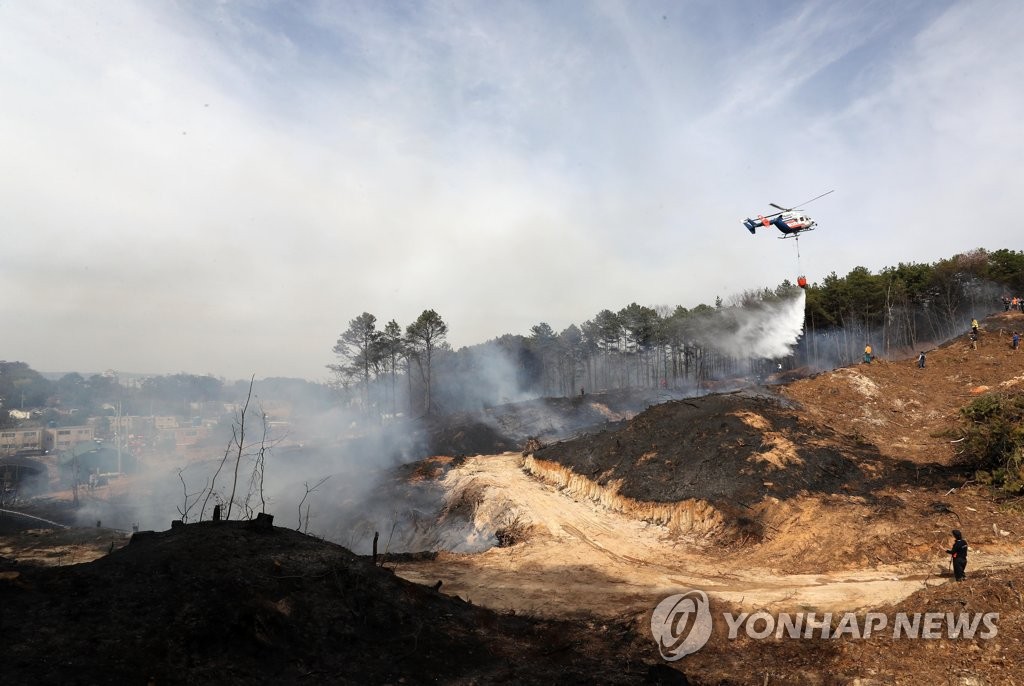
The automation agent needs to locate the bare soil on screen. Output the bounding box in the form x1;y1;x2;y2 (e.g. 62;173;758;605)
395;452;993;616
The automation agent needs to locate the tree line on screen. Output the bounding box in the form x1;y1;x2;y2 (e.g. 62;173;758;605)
804;248;1024;367
330;248;1024;417
0;363;333;429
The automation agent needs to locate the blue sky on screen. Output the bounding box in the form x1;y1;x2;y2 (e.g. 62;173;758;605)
1;0;1019;380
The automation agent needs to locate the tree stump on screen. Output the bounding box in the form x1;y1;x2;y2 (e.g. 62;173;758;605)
250;512;274;531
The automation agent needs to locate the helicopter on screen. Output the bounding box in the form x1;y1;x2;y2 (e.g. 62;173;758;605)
743;190;834;238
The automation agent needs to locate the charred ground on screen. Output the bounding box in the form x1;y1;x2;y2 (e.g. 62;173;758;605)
421;387;684;458
533;391;896;505
0;520;671;686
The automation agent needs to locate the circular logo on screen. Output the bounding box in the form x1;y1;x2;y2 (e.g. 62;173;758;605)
650;590;713;661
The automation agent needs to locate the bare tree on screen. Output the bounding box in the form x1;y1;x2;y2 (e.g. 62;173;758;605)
201;375;254;521
242;407;277;518
257;412;270;511
224;380;254;520
297;476;330;533
176;468;208;523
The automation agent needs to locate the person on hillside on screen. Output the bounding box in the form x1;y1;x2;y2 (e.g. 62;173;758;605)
1013;332;1020;350
971;319;979;336
863;344;873;364
917;351;926;369
946;530;968;581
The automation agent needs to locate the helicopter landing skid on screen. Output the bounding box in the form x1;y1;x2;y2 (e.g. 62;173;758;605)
778;228;815;239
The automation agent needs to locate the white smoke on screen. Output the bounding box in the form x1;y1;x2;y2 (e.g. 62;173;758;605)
695;290;806;359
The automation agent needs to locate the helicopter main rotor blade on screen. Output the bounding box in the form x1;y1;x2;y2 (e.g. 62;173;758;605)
789;189;834;209
769;203;788;212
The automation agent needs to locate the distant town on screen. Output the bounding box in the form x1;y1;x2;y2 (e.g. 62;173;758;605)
0;363;333;502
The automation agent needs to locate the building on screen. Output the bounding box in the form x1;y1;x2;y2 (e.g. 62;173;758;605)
154;416;179;430
158;425;210;449
0;428;45;456
44;426;95;452
91;415;179;440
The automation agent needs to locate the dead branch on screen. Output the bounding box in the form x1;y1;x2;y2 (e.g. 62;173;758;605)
242;404;274;519
380;519;399;566
201;426;235;522
297;476;331;533
175;468;208;523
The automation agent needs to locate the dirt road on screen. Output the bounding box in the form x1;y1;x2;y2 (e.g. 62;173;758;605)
396;452;1023;618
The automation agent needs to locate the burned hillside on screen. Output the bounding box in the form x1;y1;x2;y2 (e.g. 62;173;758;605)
532;392;903;506
0;520;662;686
422;387;682;458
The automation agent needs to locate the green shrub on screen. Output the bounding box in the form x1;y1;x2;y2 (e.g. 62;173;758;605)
956;392;1024;493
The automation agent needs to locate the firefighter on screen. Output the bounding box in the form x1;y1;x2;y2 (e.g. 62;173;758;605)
946;530;968;582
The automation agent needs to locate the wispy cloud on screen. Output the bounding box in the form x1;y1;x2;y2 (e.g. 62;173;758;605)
0;1;1018;379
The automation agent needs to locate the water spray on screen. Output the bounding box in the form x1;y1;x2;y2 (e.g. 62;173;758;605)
697;290;807;360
